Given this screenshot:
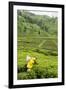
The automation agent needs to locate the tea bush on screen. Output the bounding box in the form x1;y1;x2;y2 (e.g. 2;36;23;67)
18;72;28;79
18;64;27;73
18;65;58;80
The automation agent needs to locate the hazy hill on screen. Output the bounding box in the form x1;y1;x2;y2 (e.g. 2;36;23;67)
17;10;58;38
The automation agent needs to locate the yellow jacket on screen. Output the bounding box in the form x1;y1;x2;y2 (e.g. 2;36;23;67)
27;59;34;69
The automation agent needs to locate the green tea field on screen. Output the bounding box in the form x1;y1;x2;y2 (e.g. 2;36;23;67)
17;10;58;80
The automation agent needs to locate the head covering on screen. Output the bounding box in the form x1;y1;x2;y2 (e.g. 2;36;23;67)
26;55;31;62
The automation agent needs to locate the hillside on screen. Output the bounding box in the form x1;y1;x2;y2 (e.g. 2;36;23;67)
17;10;58;80
17;10;58;52
17;10;58;37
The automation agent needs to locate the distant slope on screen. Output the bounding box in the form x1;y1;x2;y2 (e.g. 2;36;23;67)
17;10;58;38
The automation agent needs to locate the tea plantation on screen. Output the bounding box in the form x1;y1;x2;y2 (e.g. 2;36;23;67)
17;10;58;79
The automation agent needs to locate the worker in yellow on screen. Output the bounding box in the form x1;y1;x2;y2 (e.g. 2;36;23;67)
26;55;37;71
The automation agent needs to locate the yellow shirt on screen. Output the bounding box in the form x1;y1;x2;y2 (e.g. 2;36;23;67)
27;59;34;69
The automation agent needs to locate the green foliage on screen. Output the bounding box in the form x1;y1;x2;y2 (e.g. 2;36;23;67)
18;70;37;80
18;64;58;79
17;10;58;37
33;66;57;78
17;51;58;80
18;72;28;79
18;64;27;73
17;10;58;80
27;70;37;79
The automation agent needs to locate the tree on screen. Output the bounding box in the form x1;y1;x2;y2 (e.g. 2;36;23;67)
38;31;40;35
